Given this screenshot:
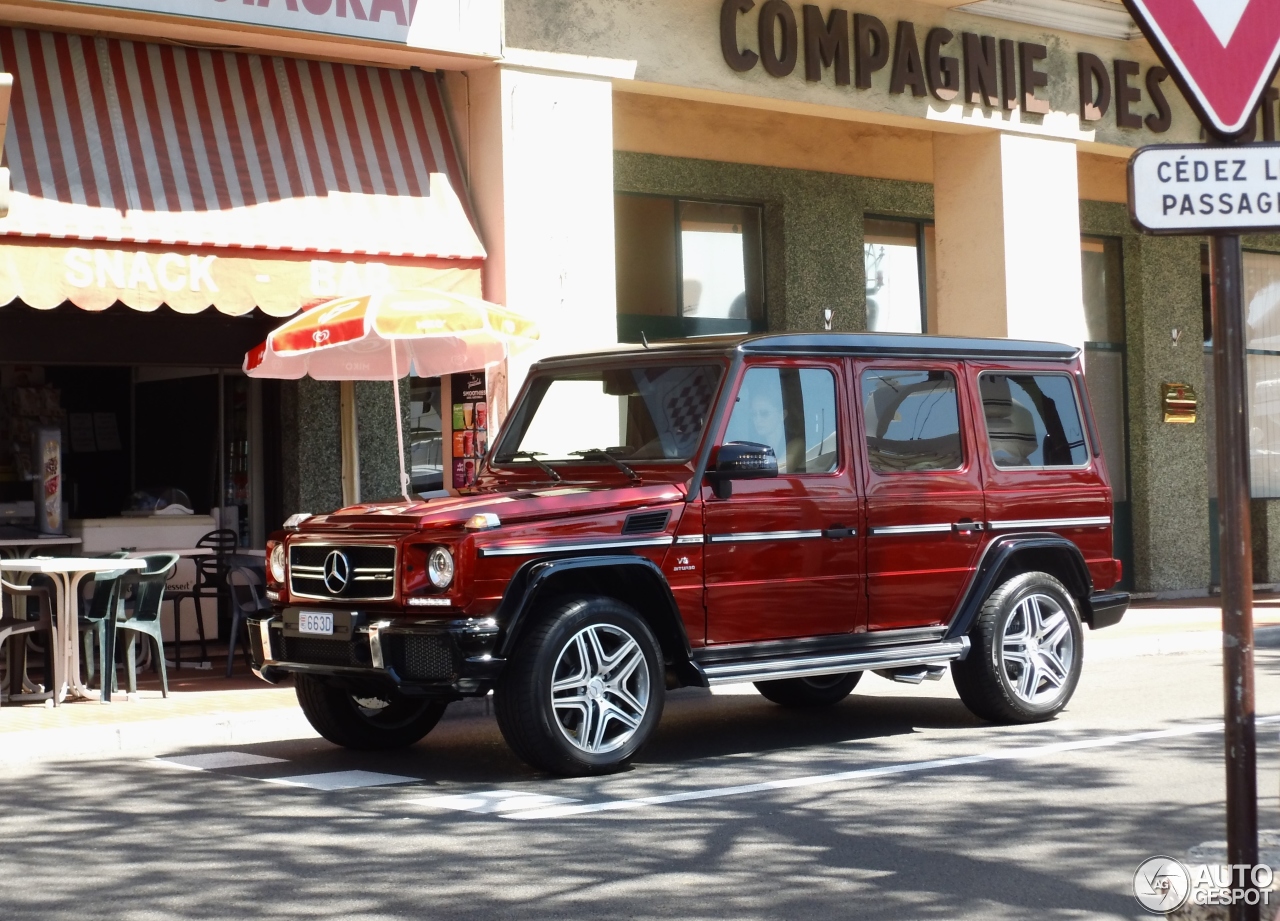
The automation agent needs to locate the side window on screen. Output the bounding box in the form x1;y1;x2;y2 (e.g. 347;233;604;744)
979;373;1089;468
862;370;963;473
724;367;839;474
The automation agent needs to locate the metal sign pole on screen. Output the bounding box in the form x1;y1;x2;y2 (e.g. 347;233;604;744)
1209;231;1260;921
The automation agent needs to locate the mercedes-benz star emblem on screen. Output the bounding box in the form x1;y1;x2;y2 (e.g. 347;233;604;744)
323;550;351;595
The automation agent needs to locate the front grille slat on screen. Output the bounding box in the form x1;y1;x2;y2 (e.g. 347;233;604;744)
289;544;397;601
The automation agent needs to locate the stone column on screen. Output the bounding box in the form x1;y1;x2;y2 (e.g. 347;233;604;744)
932;131;1086;349
465;60;621;396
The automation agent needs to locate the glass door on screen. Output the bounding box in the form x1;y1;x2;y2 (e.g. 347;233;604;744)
1081;236;1133;589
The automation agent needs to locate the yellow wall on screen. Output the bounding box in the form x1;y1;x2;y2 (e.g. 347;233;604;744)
614;91;1129;204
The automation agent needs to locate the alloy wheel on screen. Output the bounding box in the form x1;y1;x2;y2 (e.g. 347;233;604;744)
550;623;651;754
999;593;1076;706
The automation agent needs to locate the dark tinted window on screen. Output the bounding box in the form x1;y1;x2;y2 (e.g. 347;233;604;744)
862;370;963;473
724;367;839;474
980;373;1088;467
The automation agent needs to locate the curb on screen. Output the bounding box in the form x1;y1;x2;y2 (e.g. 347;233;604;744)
1088;624;1280;661
0;707;319;767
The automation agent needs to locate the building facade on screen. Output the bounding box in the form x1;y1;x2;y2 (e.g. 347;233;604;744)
0;0;1272;595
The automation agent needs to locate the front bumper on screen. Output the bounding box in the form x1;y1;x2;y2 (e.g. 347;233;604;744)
248;608;506;697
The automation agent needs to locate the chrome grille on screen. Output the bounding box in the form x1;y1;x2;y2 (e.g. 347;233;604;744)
289;544;396;601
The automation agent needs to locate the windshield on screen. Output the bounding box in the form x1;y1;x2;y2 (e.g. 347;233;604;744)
494;363;724;465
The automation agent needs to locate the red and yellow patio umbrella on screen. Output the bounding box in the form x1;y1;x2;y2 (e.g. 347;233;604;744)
244;287;539;499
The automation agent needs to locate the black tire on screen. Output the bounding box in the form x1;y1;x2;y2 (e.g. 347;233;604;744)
295;674;448;750
951;571;1084;723
754;672;862;708
494;596;665;776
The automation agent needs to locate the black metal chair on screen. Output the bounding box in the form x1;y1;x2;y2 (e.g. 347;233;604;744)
0;577;58;706
167;529;238;668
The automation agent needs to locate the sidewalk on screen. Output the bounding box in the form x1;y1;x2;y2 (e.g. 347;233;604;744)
2;598;1278;766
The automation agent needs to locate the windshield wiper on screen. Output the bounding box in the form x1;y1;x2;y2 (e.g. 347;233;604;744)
571;449;641;485
503;450;562;482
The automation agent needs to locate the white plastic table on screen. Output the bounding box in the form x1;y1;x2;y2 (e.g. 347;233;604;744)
0;557;145;703
0;535;83;559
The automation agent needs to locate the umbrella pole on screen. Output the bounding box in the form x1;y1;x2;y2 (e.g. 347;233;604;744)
390;346;411;502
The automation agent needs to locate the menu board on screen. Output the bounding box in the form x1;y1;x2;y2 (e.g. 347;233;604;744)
450;371;488;490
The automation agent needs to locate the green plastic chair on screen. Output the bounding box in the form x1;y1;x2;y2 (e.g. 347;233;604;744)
112;554;179;699
80;552;132;690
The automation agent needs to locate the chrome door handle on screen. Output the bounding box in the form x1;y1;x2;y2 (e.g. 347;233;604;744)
952;520;985;533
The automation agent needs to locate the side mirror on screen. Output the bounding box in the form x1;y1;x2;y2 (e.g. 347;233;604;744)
708;441;779;499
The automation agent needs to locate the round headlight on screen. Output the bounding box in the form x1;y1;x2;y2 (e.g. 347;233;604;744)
427;546;454;590
268;543;286;583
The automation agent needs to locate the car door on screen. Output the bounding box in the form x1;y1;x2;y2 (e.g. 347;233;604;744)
970;363;1116;581
856;362;987;632
703;359;863;644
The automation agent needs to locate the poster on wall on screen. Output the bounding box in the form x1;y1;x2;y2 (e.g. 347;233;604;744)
451;371;488;490
35;427;62;535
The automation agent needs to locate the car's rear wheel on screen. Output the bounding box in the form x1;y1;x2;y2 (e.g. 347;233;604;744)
754;672;862;707
494;596;665;776
952;571;1083;723
295;674;448;749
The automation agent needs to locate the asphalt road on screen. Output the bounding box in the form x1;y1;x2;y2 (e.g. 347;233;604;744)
4;640;1280;921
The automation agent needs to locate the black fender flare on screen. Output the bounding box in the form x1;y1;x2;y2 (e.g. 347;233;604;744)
943;534;1095;641
492;554;694;666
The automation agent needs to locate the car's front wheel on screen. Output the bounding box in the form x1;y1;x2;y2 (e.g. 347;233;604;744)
494;596;665;776
951;571;1084;723
295;674;448;749
754;672;862;707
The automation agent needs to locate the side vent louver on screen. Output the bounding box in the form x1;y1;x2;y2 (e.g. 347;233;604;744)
622;510;671;535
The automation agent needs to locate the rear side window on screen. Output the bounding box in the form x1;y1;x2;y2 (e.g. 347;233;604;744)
862;370;963;473
724;367;839;474
979;373;1089;468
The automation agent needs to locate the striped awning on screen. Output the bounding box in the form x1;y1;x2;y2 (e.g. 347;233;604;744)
0;27;485;315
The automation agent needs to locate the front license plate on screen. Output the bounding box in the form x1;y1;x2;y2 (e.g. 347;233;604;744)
298;612;334;636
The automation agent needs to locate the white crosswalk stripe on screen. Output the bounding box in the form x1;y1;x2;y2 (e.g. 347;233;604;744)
409;790;581;815
264;770;421;791
154;752;287;771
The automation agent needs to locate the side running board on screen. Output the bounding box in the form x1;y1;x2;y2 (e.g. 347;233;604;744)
696;637;970;686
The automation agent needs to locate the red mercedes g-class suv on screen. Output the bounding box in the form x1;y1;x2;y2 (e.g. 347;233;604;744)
250;333;1128;776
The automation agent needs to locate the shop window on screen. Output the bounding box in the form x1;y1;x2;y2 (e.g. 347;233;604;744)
615;195;764;343
864;217;936;334
409;376;444;495
861;370;962;473
979;373;1089;468
724;367;839;475
1240;250;1280;498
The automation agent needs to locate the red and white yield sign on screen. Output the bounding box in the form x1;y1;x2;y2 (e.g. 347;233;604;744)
1123;0;1280;137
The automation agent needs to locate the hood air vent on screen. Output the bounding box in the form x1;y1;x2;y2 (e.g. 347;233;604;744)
623;510;671;535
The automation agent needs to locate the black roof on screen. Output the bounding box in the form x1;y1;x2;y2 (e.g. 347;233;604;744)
533;332;1079;369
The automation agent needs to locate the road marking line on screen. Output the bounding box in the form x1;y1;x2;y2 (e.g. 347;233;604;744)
410;790;581;814
501;716;1280;820
154;751;288;771
263;770;420;791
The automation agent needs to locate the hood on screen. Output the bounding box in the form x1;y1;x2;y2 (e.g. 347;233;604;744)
301;482;687;532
